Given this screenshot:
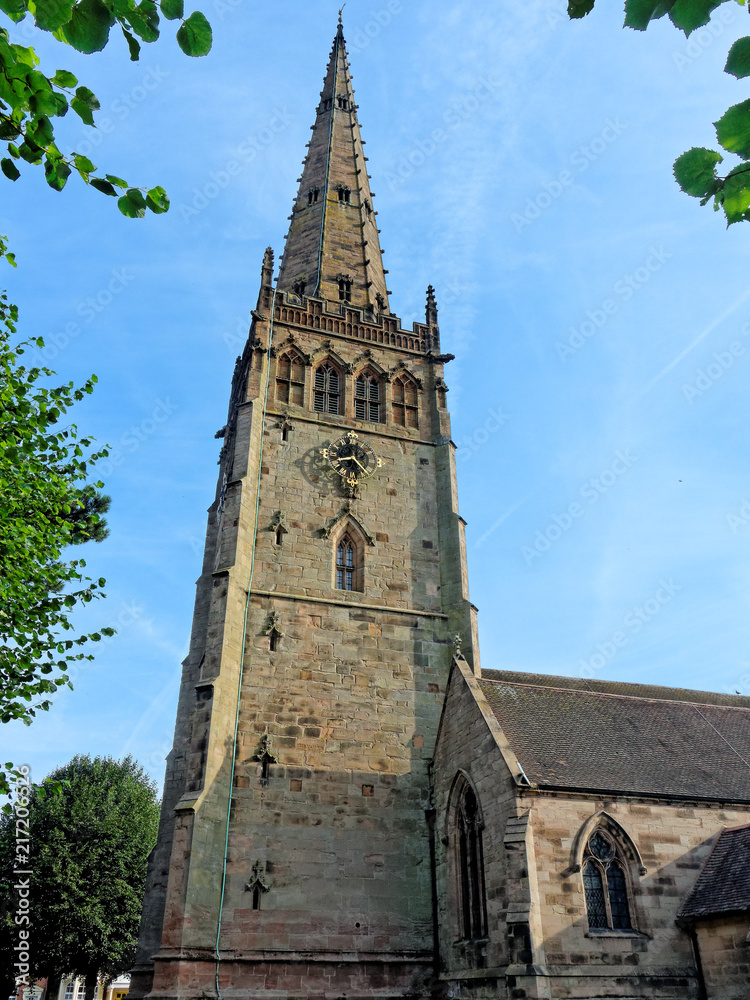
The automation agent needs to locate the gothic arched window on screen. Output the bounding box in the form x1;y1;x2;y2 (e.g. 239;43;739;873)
582;830;633;932
334;530;363;592
275;350;305;407
313;363;341;414
338;277;352;301
456;783;487;942
392;374;418;428
354;370;382;422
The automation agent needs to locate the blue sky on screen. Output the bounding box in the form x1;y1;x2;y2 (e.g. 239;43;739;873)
3;0;750;791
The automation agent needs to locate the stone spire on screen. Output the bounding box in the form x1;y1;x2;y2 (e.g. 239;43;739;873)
276;19;390;313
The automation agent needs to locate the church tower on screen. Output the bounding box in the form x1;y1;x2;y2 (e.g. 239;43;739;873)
130;19;478;999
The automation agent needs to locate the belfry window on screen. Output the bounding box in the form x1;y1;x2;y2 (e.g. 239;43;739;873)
337;186;351;204
275;350;305;407
292;280;306;295
338;278;352;302
337;96;349;110
307;188;319;205
582;830;633;932
392;375;418;428
313;363;340;414
355;372;381;422
456;783;487;942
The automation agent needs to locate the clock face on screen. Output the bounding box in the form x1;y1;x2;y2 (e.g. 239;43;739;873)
322;432;381;491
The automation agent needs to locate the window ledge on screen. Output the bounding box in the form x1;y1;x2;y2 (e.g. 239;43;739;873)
585;929;649;939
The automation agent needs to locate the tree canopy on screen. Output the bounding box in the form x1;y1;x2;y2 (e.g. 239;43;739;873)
0;260;114;795
0;755;160;998
569;0;750;225
1;0;212;217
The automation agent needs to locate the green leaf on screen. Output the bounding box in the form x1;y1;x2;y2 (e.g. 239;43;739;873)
63;0;113;53
1;158;20;180
18;141;44;164
122;26;141;60
28;115;53;146
624;0;675;30
71;97;95;125
73;153;96;173
715;99;750;158
127;0;160;41
0;0;26;17
722;165;750;224
567;0;595;16
673;146;723;197
75;85;101;111
176;10;212;56
117;188;147;218
725;36;750;79
44;156;71;191
52;69;78;89
90;176;117;195
34;0;74;31
0;121;21;141
146;185;169;213
668;0;724;34
105;173;128;188
161;0;183;18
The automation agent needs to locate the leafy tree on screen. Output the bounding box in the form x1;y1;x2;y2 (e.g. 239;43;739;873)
1;0;212;217
569;0;750;225
0;755;160;1000
0;259;114;794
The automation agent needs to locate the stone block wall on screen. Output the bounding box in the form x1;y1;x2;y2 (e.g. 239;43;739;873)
694;915;750;1000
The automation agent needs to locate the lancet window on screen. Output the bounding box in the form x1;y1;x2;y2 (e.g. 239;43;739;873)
275;349;305;406
334;529;363;592
582;830;633;931
392;374;418;428
354;370;381;422
313;363;341;414
456;782;487;942
338;278;352;302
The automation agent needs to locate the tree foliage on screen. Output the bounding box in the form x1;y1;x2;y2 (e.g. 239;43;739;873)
0;755;160;993
0;0;212;216
0;261;114;787
569;0;750;225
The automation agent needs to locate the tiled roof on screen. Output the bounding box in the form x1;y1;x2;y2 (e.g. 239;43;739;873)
679;825;750;918
478;670;750;802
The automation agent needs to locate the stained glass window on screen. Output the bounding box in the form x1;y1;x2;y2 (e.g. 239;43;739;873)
583;830;633;932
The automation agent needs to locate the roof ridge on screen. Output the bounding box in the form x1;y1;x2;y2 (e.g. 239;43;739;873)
479;675;750;712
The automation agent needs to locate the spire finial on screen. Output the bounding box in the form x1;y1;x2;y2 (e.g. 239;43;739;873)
338;4;345;25
426;285;438;327
261;246;274;288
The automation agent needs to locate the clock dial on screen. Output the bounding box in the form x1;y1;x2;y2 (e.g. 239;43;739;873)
322;432;381;494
